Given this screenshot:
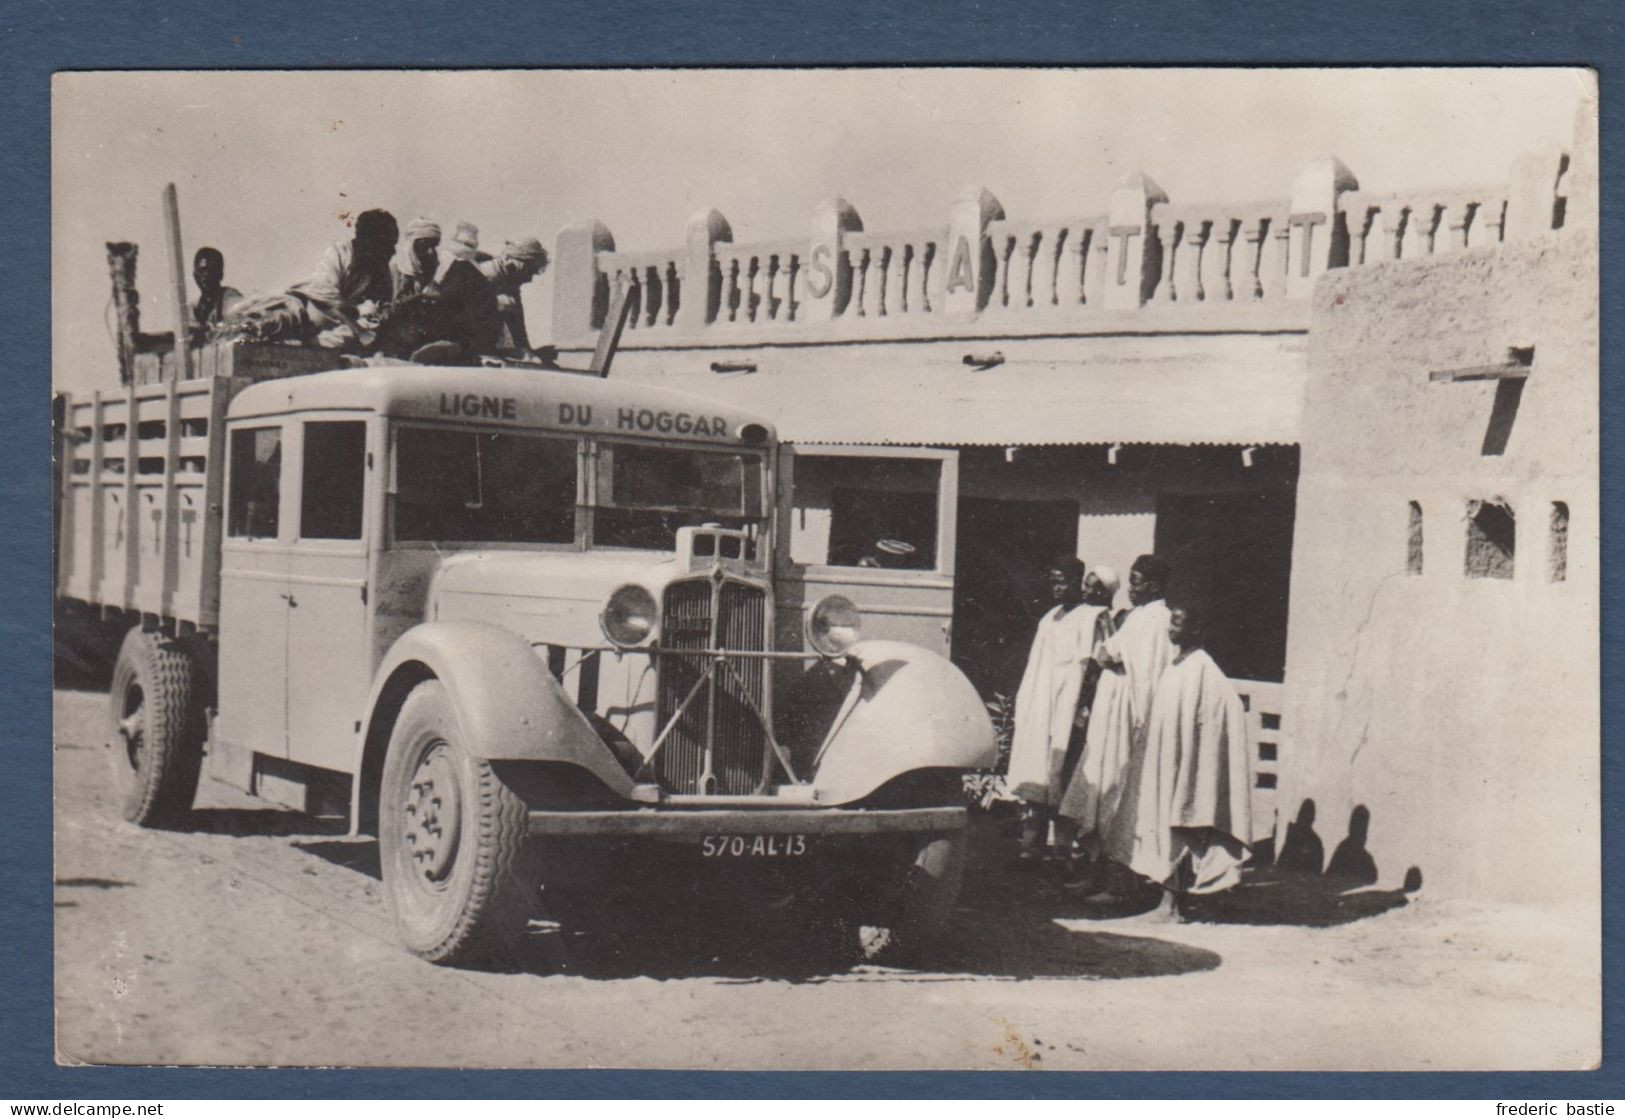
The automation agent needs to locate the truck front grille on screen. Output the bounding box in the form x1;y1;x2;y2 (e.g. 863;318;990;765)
656;577;769;794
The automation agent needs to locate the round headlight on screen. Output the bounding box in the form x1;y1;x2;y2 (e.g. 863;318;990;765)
601;584;659;648
806;594;862;657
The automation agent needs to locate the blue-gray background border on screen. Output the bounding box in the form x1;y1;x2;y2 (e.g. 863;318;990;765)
3;0;1618;1099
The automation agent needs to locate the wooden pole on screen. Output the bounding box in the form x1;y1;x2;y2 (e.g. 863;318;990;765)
588;283;634;378
105;243;140;386
162;183;195;381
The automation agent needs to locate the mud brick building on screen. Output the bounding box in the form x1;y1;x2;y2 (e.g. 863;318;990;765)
547;113;1597;894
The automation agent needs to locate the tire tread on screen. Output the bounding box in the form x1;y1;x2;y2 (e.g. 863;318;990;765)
110;628;205;827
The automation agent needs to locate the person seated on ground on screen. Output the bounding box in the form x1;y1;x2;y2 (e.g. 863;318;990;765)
189;247;242;345
476;237;549;357
222;209;399;351
1006;557;1105;869
1128;595;1255;921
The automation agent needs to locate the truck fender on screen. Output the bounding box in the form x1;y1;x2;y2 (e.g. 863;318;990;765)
353;621;635;831
810;639;996;805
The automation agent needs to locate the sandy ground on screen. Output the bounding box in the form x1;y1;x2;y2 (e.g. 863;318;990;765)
52;688;1599;1072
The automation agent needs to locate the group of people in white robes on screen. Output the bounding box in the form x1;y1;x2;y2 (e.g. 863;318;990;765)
1004;553;1255;918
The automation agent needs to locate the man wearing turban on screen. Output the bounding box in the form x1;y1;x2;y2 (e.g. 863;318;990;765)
391;219;443;301
376;219;505;362
476;236;550;356
437;221;480;281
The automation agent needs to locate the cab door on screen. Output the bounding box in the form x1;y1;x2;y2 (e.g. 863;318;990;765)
774;444;958;657
283;415;377;772
216;420;292;759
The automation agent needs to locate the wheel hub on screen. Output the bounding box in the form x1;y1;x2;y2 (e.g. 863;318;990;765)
117;686;145;773
403;746;462;883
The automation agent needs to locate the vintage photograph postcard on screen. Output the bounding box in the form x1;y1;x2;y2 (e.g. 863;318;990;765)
50;67;1599;1071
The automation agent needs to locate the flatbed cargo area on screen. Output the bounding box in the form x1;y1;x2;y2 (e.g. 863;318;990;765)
55;341;342;630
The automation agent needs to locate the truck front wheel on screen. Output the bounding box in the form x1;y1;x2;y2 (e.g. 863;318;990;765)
107;627;206;827
379;680;537;967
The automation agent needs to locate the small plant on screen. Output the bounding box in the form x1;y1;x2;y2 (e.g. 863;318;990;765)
985;691;1016;772
962;692;1018;810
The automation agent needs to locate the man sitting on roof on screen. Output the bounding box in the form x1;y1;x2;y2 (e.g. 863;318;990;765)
189;247;242;346
476;237;550;358
390;219;442;300
221;209;399;352
374;219;502;363
438;220;480;280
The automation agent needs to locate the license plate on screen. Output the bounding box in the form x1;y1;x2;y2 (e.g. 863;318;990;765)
700;834;808;858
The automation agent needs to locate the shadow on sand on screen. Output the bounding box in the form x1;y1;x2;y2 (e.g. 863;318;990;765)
295;837;382;878
972;799;1420;931
506;901;1223;984
293;834;1220;983
180;808;350;839
1177;868;1415;928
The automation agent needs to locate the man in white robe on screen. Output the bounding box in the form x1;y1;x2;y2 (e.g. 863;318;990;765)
1059;555;1175;892
1130;597;1255;917
1006;557;1103;863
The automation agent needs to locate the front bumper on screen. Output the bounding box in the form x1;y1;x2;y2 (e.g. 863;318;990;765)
526;805;965;838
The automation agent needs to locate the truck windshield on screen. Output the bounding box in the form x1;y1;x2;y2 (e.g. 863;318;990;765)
593;442;765;550
393;425;577;544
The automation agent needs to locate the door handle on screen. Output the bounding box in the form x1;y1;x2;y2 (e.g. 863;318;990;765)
280;592;298;608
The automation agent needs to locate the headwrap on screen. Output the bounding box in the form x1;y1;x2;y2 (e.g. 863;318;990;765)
501;236;547;265
1090;564;1120;598
395;219;442;277
446;221;480;260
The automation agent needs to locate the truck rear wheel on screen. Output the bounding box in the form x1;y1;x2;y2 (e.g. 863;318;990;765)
379;680;537;967
107;627;206;827
857;832;966;965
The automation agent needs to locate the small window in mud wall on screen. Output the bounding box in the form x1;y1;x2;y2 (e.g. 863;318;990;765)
300;421;367;540
790;454;940;570
1464;498;1515;580
227;426;282;540
1549;501;1569;583
1406;501;1424;575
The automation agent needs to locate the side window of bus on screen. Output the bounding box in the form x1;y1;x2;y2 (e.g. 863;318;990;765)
789;454;939;570
300;421;368;540
227;426;282;540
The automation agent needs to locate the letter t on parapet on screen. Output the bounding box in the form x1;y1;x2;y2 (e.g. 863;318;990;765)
1105;172;1167;310
1288;157;1358;297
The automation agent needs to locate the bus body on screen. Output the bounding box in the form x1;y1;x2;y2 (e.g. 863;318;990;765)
57;345;995;966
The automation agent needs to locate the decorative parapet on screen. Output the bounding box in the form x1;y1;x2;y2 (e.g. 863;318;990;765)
552;147;1572;348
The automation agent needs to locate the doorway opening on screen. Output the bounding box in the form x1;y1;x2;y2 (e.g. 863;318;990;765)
1154;489;1296;682
951;496;1079;699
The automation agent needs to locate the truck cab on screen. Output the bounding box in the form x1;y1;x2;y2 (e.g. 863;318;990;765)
62;357;995;967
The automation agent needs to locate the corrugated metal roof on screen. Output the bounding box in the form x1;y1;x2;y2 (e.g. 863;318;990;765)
610;358;1305;447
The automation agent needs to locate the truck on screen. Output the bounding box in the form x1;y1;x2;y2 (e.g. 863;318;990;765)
55;297;996;968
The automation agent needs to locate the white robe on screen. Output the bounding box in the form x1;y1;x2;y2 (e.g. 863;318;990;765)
1129;647;1255;894
1059;599;1174;863
1006;603;1103;806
